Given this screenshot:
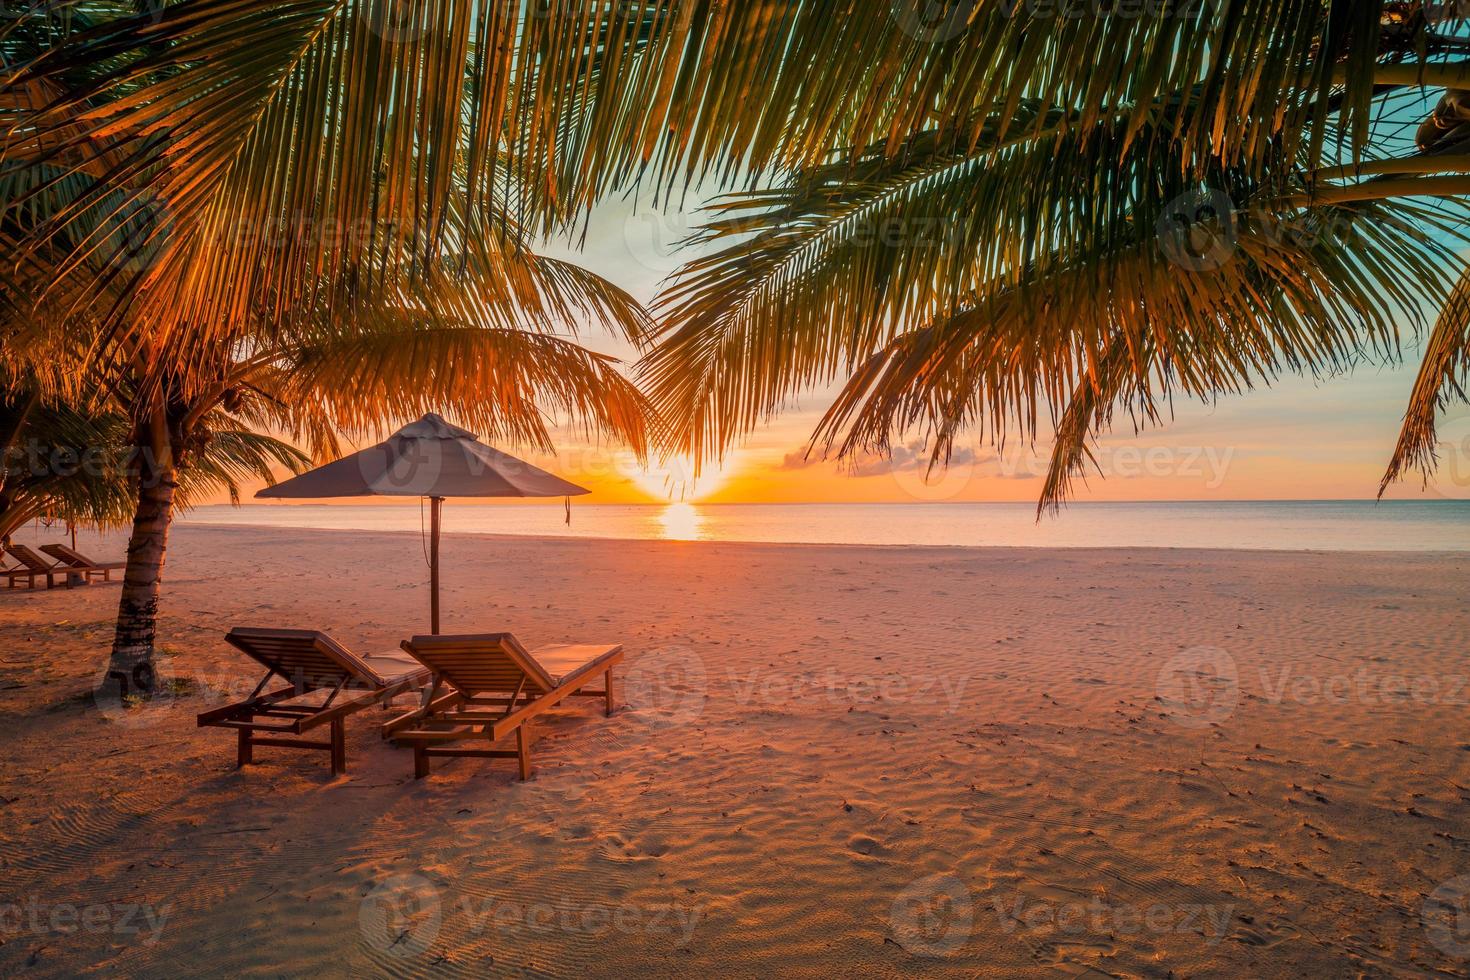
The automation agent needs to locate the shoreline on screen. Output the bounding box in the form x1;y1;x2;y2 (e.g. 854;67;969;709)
169;520;1470;556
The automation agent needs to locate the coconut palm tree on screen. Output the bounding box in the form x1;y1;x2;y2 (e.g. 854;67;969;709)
0;385;309;549
0;2;663;688
16;2;1470;680
624;2;1470;507
0;199;652;690
89;241;652;688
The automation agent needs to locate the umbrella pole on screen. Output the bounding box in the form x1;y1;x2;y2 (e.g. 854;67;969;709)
430;496;443;635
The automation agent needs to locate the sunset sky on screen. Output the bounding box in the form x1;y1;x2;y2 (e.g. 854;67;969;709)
246;194;1468;508
527;194;1470;506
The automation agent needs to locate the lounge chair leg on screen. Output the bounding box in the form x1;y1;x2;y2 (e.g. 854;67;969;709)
330;719;346;775
604;668;616;717
237;728;253;768
516;725;532;781
414;745;429;780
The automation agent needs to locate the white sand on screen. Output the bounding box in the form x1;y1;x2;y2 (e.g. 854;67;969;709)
1;524;1468;976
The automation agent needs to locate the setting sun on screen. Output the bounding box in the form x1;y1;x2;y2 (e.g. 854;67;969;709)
627;454;730;502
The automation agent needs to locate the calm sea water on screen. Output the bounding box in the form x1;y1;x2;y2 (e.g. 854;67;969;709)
180;500;1470;551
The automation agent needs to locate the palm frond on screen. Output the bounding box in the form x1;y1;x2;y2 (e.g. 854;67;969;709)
276;318;651;455
1380;261;1470;494
643;88;1463;469
812;195;1459;500
175;423;312;507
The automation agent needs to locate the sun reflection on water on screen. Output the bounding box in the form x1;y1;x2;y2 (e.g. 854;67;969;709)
658;502;704;541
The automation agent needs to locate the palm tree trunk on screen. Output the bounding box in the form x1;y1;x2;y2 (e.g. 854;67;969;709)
0;389;38;502
0;391;39;550
106;416;178;695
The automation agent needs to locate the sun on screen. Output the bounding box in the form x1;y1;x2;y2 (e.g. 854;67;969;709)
628;454;729;502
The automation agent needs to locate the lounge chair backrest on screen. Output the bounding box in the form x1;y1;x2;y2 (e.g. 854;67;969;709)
39;544;91;568
226;628;380;690
401;634;556;696
5;544;54;573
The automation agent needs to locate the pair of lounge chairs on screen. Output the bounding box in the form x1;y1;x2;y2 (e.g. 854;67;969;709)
4;543;125;589
198;629;622;780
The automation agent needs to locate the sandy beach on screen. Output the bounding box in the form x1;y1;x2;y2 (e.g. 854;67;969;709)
2;524;1469;976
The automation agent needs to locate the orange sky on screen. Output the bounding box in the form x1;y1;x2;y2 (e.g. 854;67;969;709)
238;363;1468;508
239;195;1470;507
520;371;1468;505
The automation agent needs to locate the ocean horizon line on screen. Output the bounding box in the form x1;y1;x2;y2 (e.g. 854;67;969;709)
174;499;1470;553
219;497;1470;507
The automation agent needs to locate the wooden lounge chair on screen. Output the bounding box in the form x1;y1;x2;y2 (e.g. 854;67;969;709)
40;544;126;583
198;628;431;775
3;544;78;589
385;634;623;780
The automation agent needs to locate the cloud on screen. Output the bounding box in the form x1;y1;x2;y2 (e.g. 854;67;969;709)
776;441;989;479
777;449;823;471
847;443;978;478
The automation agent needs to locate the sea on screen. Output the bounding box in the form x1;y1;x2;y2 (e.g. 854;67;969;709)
179;500;1470;552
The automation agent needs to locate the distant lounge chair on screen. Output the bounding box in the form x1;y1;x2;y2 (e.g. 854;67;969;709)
198;628;431;775
385;634;623;780
40;544;126;583
3;544;78;589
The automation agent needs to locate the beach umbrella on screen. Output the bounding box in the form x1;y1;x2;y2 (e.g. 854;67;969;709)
257;413;589;633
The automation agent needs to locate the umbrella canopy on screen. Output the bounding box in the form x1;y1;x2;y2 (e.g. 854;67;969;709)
258;413;589;632
257;413;589;500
